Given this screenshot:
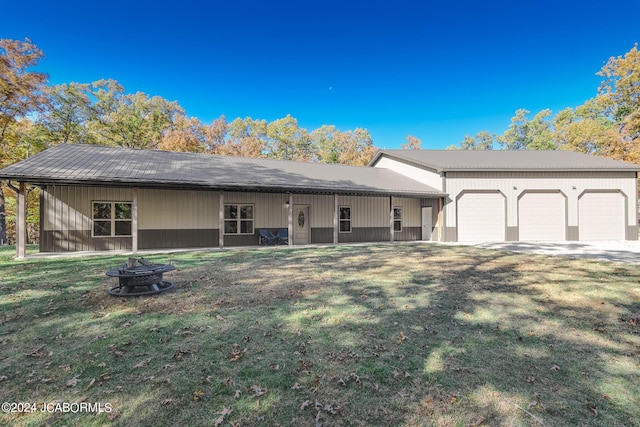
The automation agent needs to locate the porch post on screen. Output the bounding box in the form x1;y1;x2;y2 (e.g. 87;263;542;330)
16;182;27;259
333;193;339;245
131;187;138;254
437;197;443;242
219;190;224;249
288;193;293;247
389;195;394;244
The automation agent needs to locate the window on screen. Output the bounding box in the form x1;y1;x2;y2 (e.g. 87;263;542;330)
225;204;254;234
92;201;132;237
339;206;351;233
393;207;402;232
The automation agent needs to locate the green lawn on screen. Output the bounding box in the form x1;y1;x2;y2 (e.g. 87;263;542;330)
0;244;639;426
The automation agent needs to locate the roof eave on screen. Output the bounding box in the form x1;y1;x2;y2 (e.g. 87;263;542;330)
1;175;446;198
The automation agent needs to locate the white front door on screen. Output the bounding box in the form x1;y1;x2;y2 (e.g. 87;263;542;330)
421;207;432;240
293;205;310;244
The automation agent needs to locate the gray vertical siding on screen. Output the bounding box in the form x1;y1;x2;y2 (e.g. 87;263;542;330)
40;185;432;252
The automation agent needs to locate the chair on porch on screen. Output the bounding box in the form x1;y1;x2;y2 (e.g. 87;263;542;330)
259;228;278;245
276;228;289;245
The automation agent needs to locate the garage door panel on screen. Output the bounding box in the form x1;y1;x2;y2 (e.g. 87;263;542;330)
579;192;625;241
518;192;566;241
457;193;505;241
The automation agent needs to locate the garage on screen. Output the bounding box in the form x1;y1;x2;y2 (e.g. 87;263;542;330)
457;192;505;241
578;192;626;241
518;192;566;241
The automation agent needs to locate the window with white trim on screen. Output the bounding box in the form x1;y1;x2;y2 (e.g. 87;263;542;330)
92;201;132;237
224;204;254;234
339;206;351;233
393;207;402;232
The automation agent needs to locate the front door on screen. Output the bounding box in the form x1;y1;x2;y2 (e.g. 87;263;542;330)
293;205;310;244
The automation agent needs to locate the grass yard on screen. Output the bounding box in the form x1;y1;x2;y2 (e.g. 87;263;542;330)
0;243;639;426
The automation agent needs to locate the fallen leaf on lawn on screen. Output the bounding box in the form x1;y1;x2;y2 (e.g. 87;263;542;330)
0;375;7;382
249;385;268;397
193;389;205;401
216;315;226;322
66;375;80;387
85;377;96;390
470;416;486;426
300;400;311;411
133;358;151;369
291;382;303;390
230;344;247;362
161;399;173;406
213;415;224;427
234;390;241;399
450;396;457;404
216;406;233;417
588;405;598;417
97;362;107;368
551;364;561;371
396;332;408;344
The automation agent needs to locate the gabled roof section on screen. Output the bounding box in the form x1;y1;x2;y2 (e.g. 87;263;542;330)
370;149;640;172
0;144;446;197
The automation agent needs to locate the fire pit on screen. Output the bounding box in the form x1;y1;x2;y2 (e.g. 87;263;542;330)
106;257;176;296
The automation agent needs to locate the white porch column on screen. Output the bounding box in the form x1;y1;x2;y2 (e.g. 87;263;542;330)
131;187;138;254
288;193;293;247
389;195;395;243
16;182;27;259
219;190;224;249
333;193;339;244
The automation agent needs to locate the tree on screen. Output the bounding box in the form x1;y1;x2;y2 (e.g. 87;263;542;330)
158;114;207;153
89;79;183;149
497;109;556;150
204;115;228;153
310;125;377;165
39;82;93;144
0;38;48;245
401;135;422;150
266;115;313;161
311;125;340;163
333;128;377;166
553;101;617;155
219;116;267;157
458;130;495;150
598;43;640;123
595;44;640;161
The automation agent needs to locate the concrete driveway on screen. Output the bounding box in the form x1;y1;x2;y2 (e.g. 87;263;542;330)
450;241;640;264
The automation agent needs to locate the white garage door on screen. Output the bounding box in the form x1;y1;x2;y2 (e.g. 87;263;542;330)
579;192;625;241
518;192;566;241
457;192;505;241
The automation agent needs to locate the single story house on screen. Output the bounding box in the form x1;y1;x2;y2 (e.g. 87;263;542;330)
0;144;638;258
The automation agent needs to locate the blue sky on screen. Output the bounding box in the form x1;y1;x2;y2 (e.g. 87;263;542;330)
3;0;639;149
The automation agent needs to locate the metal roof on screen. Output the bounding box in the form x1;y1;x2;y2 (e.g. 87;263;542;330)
0;144;445;197
371;149;640;172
